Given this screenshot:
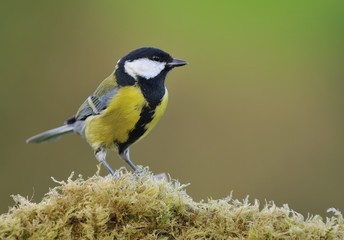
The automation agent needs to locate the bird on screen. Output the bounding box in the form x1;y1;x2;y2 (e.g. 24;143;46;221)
26;47;187;176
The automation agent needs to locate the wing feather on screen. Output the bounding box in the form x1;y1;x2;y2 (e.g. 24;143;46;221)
74;73;119;121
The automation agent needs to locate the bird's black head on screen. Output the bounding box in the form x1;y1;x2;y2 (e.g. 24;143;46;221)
115;47;187;86
123;47;173;65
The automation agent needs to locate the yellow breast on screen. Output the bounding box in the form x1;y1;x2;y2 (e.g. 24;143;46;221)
85;86;146;149
84;86;168;150
137;88;168;143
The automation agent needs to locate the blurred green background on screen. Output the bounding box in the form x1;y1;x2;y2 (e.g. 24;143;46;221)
1;1;343;217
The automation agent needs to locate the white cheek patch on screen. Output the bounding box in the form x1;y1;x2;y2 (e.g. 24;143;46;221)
124;58;166;80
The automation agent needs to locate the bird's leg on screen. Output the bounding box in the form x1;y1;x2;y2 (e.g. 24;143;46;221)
95;147;116;177
119;148;141;174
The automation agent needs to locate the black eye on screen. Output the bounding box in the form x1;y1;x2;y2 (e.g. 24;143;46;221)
152;56;160;61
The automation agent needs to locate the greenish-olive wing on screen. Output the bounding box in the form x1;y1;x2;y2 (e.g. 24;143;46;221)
74;74;119;121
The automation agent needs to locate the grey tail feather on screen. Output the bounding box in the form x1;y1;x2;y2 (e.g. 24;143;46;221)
26;125;74;144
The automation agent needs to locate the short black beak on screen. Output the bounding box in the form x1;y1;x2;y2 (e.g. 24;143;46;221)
167;58;188;67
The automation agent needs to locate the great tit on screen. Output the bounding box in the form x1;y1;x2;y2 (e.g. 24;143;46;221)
26;47;187;176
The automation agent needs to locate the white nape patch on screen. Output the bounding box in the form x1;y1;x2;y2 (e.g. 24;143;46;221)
124;58;166;80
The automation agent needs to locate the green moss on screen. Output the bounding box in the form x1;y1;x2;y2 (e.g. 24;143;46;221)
0;168;343;239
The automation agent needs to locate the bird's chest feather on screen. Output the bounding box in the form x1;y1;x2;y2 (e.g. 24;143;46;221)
136;89;168;142
85;86;168;149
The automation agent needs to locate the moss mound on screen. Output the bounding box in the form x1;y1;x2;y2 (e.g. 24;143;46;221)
0;169;343;239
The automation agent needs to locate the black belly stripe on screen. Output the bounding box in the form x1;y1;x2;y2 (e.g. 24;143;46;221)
117;105;155;154
116;73;167;154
